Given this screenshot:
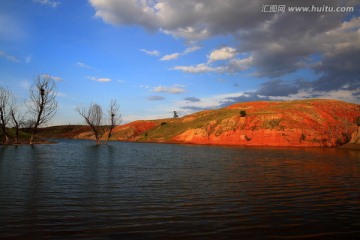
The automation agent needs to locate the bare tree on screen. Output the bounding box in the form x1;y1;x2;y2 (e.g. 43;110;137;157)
105;99;121;144
27;75;58;144
0;87;11;144
10;102;26;145
76;103;103;145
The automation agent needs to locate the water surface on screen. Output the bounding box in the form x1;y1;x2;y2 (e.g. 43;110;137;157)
1;139;360;239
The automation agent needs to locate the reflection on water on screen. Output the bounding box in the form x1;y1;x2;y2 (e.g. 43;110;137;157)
0;139;360;239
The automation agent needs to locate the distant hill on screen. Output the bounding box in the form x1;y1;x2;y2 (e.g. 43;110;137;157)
40;99;360;148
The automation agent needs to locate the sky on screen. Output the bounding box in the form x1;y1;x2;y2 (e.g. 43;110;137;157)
0;0;359;125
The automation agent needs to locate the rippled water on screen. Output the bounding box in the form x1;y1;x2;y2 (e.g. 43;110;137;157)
1;139;360;239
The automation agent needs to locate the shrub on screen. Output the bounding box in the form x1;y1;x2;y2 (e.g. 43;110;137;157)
300;133;306;141
240;110;247;117
264;118;282;129
160;122;167;126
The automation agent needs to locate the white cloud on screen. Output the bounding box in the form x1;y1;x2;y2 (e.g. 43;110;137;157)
208;47;237;62
88;0;273;40
160;53;180;61
139;84;150;89
85;0;360;102
151;84;186;94
39;74;63;82
160;46;200;61
184;46;201;54
140;49;160;56
226;56;253;72
97;78;111;82
76;61;97;70
87;76;111;82
172;63;218;73
33;0;60;8
51;76;63;82
0;50;21;63
173;55;253;74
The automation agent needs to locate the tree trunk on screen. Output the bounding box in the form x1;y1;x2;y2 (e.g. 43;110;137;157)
29;129;36;145
15;127;19;144
0;112;9;144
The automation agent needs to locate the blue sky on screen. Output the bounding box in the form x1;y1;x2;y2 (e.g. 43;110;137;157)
0;0;359;125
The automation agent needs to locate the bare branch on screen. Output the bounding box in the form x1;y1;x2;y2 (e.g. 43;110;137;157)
76;103;103;144
27;74;58;144
0;87;12;144
105;99;122;144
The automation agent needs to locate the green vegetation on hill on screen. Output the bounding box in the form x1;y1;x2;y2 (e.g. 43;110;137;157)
138;108;240;141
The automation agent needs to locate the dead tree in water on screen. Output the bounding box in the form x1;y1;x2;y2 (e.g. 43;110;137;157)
76;103;103;145
27;75;58;144
0;87;11;144
10;101;25;145
105;99;121;144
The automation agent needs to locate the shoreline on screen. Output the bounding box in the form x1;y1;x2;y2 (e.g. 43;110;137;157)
3;137;359;150
72;137;360;150
338;143;360;150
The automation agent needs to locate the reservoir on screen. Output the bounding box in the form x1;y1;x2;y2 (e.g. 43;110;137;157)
1;139;360;239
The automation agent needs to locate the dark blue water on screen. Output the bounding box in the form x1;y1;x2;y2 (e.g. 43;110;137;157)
1;139;360;239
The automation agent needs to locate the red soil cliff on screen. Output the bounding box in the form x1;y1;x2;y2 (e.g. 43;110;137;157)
80;99;360;148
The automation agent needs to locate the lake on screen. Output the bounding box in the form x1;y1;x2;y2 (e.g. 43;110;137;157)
1;139;360;239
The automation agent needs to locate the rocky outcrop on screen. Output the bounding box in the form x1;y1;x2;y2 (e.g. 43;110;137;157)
338;126;360;150
349;127;360;144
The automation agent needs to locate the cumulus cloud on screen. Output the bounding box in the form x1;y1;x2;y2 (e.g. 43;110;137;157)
151;84;186;94
208;47;237;62
90;0;360;102
87;76;111;82
89;0;271;40
173;55;252;74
